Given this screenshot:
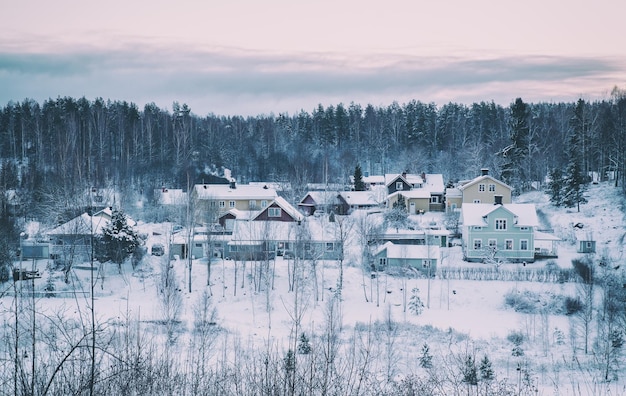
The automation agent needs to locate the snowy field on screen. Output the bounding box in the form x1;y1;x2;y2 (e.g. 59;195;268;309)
1;182;625;395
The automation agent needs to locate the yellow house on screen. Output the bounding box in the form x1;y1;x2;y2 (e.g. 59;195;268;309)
192;181;278;221
446;169;512;210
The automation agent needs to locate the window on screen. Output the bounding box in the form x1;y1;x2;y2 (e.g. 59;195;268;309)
304;243;311;251
422;259;431;269
268;208;281;217
249;200;257;209
430;195;439;203
219;201;225;208
495;219;507;230
210;201;216;208
479;184;485;192
229;201;236;208
488;239;497;248
195;243;202;248
505;239;513;250
473;226;483;230
326;242;334;251
261;200;268;208
519;226;529;231
488;184;496;192
379;258;387;268
473;239;482;250
520;240;528;251
473;199;481;204
396;181;404;191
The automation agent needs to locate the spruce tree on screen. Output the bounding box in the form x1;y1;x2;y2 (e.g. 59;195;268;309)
562;99;588;212
419;343;433;368
501;98;530;190
547;168;564;206
97;209;140;268
353;164;366;191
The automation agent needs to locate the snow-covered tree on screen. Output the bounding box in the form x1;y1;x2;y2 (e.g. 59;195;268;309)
562;99;588;212
97;209;140;269
547;167;564;206
353;164;366;191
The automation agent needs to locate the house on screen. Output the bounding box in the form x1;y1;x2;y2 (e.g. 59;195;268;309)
447;168;512;210
253;196;303;222
155;187;188;206
373;241;439;274
298;191;341;216
385;172;446;213
337;191;383;214
225;217;342;261
46;208;113;263
192;181;278;221
374;228;450;248
87;187;121;211
460;203;541;263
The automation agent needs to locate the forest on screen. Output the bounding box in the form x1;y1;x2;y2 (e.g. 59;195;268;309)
0;91;626;228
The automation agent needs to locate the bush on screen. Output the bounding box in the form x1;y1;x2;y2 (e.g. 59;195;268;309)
564;296;583;315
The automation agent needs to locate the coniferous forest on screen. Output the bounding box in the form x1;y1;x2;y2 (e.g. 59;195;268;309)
1;92;626;226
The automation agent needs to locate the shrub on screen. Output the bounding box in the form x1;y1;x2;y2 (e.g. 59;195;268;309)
564;296;583;315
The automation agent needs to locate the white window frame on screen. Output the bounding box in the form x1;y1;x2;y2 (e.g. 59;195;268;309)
479;184;485;192
488;184;496;192
473;239;482;250
325;242;334;251
249;200;256;209
505;239;513;250
473;199;481;204
219;201;225;208
520;239;528;251
422;259;431;268
430;195;439;203
396;181;404;191
379;257;387;268
261;200;268;208
229;201;236;208
268;207;281;217
495;219;507;230
488;239;497;248
519;226;529;231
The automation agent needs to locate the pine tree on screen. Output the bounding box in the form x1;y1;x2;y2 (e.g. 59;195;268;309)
562;99;588;212
462;355;478;386
547;167;564;206
353;164;366;191
408;287;424;315
479;355;494;381
97;209;140;268
501;98;530;190
419;343;433;368
297;333;312;354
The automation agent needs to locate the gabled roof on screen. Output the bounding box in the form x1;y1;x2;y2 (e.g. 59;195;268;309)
375;241;440;260
339;191;382;206
458;175;513;192
219;208;258;221
253;196;303;222
46;208;112;236
299;191;341;205
193;183;277;200
385;173;423;187
461;203;539;227
387;189;431;200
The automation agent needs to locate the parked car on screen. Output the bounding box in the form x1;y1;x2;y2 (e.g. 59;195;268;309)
151;243;165;256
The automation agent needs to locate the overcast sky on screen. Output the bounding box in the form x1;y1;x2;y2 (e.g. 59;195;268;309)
1;0;625;116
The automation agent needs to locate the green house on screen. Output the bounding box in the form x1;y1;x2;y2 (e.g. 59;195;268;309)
461;203;539;263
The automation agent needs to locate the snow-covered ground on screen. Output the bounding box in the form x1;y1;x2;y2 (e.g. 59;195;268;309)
2;182;626;395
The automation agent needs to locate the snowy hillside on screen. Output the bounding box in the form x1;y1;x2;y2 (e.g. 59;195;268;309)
1;182;626;395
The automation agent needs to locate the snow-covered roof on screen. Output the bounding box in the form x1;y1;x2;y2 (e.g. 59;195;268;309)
299;191;341;205
458;174;513;191
230;221;303;242
445;187;462;198
254;196;303;221
194;183;277;200
388;189;431;200
339;191;382;206
46;209;112;236
375;241;441;260
461;203;539;227
156;188;188;205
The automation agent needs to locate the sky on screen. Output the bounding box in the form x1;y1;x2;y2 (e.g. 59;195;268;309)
1;0;626;116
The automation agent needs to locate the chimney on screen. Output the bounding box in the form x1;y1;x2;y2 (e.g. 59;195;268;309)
402;170;407;178
421;172;426;182
481;168;489;176
230;180;236;189
494;195;503;205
